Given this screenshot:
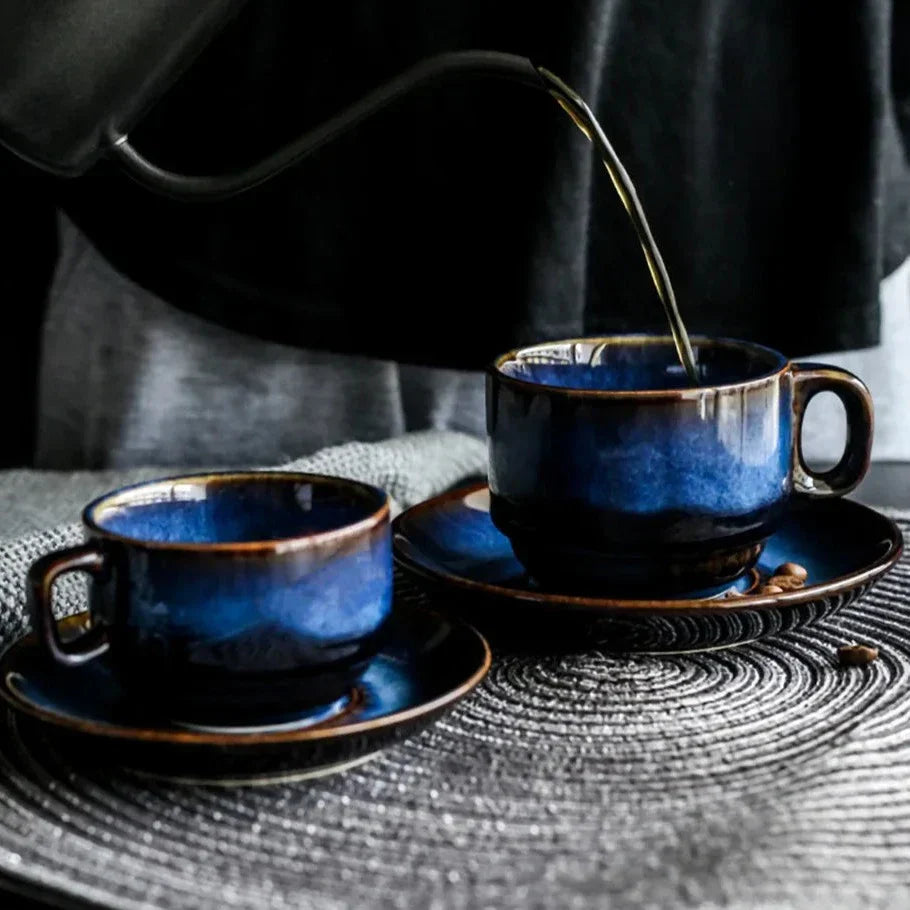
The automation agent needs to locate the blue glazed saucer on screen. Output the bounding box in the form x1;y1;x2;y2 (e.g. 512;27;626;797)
393;484;903;652
0;605;490;785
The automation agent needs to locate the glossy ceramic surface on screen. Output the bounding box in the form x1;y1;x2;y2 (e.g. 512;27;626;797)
29;472;392;723
487;336;873;593
393;485;902;652
0;606;490;785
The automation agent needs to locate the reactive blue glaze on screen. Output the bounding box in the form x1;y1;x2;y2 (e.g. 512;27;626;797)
499;337;786;391
81;472;392;722
1;604;490;781
487;337;795;592
395;485;896;601
396;487;757;598
8;635;420;732
95;483;373;543
392;486;903;652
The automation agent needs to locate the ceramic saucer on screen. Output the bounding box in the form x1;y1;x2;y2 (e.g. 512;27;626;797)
0;605;490;786
393;484;903;652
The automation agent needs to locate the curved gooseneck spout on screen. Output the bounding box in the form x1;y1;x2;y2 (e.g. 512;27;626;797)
109;51;546;200
110;49;697;384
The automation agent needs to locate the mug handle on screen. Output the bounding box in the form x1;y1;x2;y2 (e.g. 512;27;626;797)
791;362;874;497
27;543;110;666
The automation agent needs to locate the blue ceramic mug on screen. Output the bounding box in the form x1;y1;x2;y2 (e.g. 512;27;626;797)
27;472;392;723
486;336;874;594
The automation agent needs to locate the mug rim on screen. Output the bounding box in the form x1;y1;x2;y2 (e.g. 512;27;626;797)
82;471;390;553
490;334;789;398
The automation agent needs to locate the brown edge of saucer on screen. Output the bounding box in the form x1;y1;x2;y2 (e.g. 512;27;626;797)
0;613;492;747
392;482;905;614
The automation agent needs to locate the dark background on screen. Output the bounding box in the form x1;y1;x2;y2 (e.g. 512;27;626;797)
4;163;56;467
5;1;908;469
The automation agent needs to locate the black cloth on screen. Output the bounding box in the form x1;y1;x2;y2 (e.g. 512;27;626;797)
44;1;910;367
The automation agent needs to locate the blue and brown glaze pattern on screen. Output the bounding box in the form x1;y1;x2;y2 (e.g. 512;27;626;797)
488;337;797;593
392;484;903;652
0;604;490;783
76;472;392;722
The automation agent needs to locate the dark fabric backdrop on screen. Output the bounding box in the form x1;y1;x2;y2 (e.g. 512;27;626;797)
3;157;56;466
4;0;910;464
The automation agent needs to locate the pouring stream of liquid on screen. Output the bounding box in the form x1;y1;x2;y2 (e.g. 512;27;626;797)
538;68;699;385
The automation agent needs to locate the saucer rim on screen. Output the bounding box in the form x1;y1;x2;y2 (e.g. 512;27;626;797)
392;483;904;613
0;609;491;747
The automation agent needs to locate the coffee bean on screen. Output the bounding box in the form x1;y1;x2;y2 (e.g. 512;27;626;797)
774;562;808;582
837;644;879;666
767;575;805;591
758;584;783;595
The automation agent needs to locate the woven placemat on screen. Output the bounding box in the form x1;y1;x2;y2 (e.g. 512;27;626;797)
1;444;909;907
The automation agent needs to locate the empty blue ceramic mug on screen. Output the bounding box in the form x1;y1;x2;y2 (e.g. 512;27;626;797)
27;472;392;723
486;336;874;594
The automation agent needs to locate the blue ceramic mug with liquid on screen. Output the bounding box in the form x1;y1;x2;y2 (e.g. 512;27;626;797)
486;336;874;594
27;472;392;723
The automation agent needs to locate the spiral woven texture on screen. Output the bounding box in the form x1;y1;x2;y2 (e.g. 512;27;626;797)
1;448;909;908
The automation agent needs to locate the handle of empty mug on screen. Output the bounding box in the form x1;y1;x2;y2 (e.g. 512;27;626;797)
27;543;110;666
791;362;874;497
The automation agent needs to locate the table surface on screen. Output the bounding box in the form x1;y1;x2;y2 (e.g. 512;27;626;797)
1;460;908;910
850;460;910;508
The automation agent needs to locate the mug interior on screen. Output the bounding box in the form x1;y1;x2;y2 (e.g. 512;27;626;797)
86;473;386;545
496;336;786;392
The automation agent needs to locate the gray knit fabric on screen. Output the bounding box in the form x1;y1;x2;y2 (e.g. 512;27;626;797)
1;435;909;909
0;431;487;542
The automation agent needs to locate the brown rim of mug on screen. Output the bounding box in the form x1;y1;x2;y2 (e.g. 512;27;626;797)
0;613;492;746
81;471;390;554
392;482;905;613
489;334;790;399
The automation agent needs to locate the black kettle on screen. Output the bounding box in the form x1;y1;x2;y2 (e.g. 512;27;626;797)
0;0;547;197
